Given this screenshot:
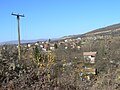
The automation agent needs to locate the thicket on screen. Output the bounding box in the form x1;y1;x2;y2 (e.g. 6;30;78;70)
0;37;120;90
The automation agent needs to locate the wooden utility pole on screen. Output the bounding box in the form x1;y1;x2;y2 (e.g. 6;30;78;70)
11;13;24;61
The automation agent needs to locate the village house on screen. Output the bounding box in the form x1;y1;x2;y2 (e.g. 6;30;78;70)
49;43;55;50
77;46;81;50
43;43;50;51
77;37;81;40
83;52;97;64
79;52;97;80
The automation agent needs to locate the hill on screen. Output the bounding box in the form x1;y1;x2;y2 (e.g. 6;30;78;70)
85;23;120;36
0;39;47;45
59;23;120;40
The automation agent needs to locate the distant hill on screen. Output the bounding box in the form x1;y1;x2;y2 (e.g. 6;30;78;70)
67;23;120;39
85;23;120;36
0;39;47;45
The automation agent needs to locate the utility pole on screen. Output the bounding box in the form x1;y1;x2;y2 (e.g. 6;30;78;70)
11;13;24;61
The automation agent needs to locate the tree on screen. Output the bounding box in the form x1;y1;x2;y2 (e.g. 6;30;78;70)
54;43;58;49
33;46;40;64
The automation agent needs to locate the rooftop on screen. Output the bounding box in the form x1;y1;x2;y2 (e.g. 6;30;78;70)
83;52;97;56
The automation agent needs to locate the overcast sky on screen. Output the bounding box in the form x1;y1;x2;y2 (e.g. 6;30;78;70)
1;0;120;42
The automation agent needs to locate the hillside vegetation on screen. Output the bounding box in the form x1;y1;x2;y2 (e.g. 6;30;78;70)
85;23;120;36
0;23;120;90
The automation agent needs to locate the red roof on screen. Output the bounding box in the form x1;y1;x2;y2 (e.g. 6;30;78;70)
83;52;97;56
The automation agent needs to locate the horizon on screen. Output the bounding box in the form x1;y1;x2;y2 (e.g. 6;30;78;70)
1;0;120;42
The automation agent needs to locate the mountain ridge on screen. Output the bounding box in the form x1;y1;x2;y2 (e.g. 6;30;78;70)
85;23;120;36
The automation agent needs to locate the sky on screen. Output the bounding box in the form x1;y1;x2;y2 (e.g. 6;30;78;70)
1;0;120;42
